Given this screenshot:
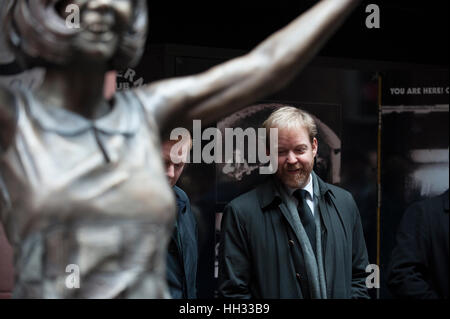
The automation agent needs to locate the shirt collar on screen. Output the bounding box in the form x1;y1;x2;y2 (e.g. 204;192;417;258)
287;173;314;200
23;90;140;136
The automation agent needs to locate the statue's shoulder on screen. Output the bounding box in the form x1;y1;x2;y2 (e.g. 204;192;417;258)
0;85;19;153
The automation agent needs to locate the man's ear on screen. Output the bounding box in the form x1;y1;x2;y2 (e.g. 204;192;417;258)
312;137;318;157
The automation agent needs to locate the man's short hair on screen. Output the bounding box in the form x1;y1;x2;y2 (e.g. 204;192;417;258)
262;106;317;143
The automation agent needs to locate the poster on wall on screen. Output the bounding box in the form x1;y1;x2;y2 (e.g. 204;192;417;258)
379;69;449;298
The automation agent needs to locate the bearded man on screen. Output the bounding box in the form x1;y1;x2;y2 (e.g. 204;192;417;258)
218;106;370;299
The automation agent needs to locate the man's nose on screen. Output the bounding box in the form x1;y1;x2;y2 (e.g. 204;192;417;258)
286;151;297;164
166;164;175;178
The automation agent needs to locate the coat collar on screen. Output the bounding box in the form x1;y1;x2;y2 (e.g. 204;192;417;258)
312;171;335;199
256;177;282;210
22;89;141;137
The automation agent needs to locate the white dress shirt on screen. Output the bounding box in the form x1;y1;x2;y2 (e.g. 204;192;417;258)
288;174;315;216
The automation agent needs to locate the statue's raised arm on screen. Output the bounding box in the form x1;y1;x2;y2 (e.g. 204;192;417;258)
135;0;359;134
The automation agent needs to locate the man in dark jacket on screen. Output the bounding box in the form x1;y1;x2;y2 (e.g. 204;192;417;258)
162;131;198;299
387;190;449;299
218;106;370;299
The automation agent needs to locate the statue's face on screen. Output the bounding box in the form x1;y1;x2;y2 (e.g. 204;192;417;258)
57;0;134;63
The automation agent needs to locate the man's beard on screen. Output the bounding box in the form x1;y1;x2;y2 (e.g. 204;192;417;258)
278;160;314;189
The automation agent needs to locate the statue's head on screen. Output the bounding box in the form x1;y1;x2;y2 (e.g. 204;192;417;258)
3;0;148;70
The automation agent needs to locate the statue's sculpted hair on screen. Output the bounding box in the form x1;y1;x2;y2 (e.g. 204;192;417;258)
3;0;148;70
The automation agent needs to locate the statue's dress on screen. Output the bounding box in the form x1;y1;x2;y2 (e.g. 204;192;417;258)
0;89;176;298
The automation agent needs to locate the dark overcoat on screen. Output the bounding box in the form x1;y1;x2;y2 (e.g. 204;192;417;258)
218;173;370;299
388;190;449;299
166;186;198;299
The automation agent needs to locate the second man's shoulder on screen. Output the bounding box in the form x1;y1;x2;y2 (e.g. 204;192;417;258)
173;185;190;204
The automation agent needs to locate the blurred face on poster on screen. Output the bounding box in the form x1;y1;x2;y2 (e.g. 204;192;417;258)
275;126;318;189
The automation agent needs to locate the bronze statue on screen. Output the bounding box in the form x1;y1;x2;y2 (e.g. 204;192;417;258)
0;0;358;298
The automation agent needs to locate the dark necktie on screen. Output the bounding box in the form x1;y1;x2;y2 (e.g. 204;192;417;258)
293;189;316;255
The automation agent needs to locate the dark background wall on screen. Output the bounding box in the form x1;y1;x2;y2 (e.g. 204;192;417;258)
144;1;449;66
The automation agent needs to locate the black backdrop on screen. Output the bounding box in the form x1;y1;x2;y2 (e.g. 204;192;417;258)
144;1;449;66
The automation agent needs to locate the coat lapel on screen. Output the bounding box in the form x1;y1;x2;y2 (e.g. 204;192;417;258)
278;202;303;244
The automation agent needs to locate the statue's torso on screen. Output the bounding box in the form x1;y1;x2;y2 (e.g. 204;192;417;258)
0;89;176;298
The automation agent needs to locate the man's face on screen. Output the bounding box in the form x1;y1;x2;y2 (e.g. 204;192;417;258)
274;126;317;189
162;139;190;187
